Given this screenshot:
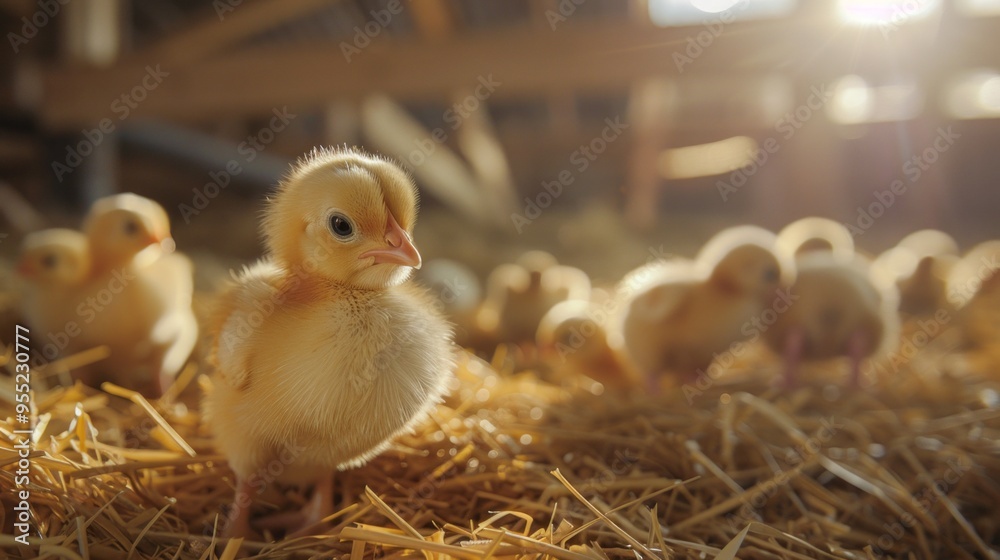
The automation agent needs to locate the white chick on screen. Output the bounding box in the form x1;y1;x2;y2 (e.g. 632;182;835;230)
765;253;899;387
776;217;855;263
204;147;454;539
616;226;787;387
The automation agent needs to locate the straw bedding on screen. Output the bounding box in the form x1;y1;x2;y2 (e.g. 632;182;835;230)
1;338;999;559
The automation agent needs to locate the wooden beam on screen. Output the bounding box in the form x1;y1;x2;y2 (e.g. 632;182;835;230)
409;0;455;40
137;0;334;65
41;16;986;128
360;95;500;228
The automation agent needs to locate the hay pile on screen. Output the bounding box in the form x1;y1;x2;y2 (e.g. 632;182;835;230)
1;340;999;559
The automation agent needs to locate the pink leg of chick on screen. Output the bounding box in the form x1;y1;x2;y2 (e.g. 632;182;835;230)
781;327;805;388
223;477;255;540
287;474;337;538
847;330;869;388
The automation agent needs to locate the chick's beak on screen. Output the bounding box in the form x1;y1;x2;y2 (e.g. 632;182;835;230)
360;212;422;269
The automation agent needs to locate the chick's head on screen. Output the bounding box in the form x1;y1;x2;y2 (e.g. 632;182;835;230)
265;148;421;290
84;194;174;267
708;243;783;298
17;229;90;285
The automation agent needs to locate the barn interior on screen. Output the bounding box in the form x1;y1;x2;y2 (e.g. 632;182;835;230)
1;1;1000;559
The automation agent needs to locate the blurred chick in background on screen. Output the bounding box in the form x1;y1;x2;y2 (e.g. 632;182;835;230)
478;250;590;343
536;298;636;391
948;241;1000;352
15;194;197;397
873;230;959;317
205;148;454;539
17;230;92;357
417;259;483;347
776;217;855;263
765;253;899;387
616;226;787;389
77;194;197;396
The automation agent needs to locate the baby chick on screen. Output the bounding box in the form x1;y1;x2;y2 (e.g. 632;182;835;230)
873;230;959;317
776;217;855;263
78;193;197;396
536;299;636;390
948;241;1000;350
205;148;454;539
479;251;591;343
616;226;786;387
765;253;899;387
83;193;175;272
16;230;92;356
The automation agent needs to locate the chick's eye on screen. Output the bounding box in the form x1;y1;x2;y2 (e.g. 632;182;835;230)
123;219;139;236
329;214;354;239
763;266;779;283
41;254;57;269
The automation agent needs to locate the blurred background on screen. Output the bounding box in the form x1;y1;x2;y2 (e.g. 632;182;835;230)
0;0;998;287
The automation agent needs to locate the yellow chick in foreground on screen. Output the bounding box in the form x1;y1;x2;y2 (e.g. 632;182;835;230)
776;217;855;263
873;230;959;317
76;193;197;396
478;251;591;343
765;253;899;387
948;241;1000;350
17;230;92;361
536;299;636;390
616;226;787;387
205;148;454;539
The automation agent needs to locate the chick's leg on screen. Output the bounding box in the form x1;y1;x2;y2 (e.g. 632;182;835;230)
223;477;255;539
847;330;868;388
782;327;805;388
288;473;336;537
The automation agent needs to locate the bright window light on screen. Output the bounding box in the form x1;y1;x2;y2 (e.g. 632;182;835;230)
658;136;759;179
838;0;941;26
946;71;1000;119
828;75;923;124
957;0;1000;16
648;0;797;27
